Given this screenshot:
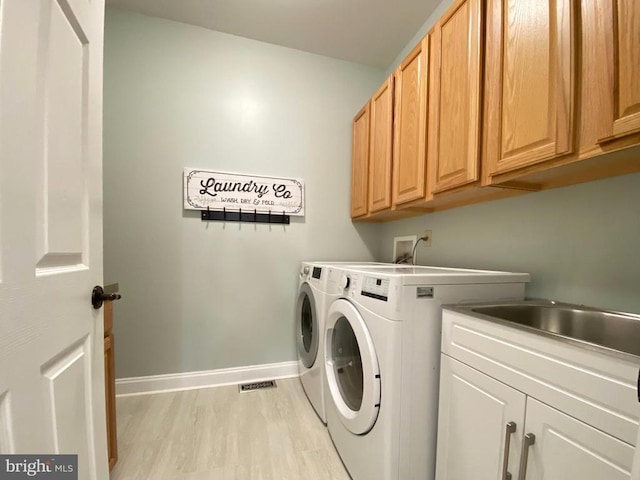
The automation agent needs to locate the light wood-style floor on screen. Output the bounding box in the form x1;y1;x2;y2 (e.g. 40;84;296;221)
110;378;351;480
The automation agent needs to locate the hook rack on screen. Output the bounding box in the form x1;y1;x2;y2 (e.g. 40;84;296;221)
201;207;290;224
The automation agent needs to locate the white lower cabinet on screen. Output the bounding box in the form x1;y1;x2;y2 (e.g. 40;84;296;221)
436;356;525;480
436;355;635;480
524;398;634;480
436;309;640;480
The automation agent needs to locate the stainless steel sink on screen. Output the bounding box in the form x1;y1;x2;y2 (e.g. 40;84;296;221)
452;301;640;359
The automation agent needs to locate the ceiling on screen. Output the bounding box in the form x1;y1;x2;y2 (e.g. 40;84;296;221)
104;0;440;68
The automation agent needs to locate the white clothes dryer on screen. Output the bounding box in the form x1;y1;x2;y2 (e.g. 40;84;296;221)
323;265;530;480
296;261;389;423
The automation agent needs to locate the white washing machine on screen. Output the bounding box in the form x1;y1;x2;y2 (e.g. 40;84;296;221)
323;265;530;480
296;261;390;423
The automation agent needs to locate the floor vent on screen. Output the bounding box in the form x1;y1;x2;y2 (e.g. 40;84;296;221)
238;380;277;393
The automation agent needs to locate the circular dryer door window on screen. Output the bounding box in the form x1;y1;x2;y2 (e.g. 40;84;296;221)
297;283;319;368
325;299;380;434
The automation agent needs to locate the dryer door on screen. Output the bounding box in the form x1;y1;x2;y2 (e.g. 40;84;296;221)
297;282;319;368
325;299;381;434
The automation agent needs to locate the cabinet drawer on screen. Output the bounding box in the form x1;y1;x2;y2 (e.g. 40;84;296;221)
442;309;640;445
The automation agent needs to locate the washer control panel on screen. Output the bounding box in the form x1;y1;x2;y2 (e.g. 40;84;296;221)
338;272;360;298
361;276;390;302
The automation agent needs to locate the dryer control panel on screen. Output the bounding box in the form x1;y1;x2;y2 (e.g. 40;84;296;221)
361;276;390;302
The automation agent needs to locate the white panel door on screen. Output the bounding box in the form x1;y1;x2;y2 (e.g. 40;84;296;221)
435;355;526;480
0;0;107;478
522;398;634;480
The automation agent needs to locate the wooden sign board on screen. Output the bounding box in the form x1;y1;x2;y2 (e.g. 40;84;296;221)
183;168;304;216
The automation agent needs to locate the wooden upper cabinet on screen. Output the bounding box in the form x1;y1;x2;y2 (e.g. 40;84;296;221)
428;0;482;194
351;103;370;218
368;78;394;213
392;37;429;205
350;0;640;222
602;0;640;141
484;0;576;178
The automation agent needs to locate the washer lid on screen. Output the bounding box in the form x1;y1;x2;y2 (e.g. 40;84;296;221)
341;265;530;285
325;299;380;434
297;282;319;368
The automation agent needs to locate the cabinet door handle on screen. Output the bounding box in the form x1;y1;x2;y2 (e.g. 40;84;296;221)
518;433;536;480
502;422;517;480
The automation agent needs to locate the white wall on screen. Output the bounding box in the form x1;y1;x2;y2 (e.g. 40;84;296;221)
103;9;385;378
379;173;640;314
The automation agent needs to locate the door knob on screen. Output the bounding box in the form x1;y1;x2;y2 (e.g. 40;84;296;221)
91;285;122;310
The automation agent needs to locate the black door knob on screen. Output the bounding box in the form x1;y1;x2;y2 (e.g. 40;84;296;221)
91;285;122;310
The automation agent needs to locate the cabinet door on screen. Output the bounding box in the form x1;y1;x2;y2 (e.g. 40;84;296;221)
605;0;640;140
368;78;394;213
428;0;482;193
351;103;370;218
484;0;575;177
436;355;526;480
521;398;635;480
392;37;429;205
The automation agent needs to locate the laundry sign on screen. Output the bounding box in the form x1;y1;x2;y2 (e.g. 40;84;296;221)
183;168;305;215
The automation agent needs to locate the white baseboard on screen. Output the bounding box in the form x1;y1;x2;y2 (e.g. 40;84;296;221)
115;360;299;397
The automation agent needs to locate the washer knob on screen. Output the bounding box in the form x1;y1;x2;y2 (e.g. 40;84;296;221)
340;274;351;289
303;266;310;275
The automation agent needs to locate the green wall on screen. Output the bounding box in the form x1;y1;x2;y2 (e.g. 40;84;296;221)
379;173;640;314
103;9;384;378
104;4;640;382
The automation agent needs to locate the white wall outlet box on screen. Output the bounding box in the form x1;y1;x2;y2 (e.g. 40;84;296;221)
422;230;432;247
393;235;417;263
